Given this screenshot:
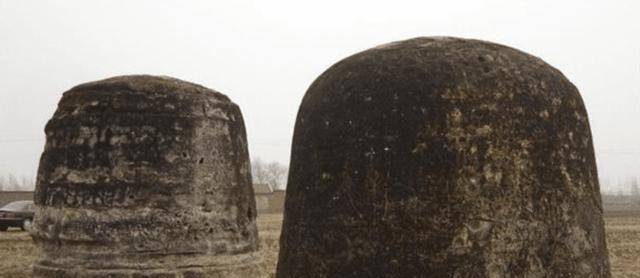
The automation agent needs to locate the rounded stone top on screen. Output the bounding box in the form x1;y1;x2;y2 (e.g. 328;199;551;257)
302;36;578;113
292;36;591;168
54;75;233;119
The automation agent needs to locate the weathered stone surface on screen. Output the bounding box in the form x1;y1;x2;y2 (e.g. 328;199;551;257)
32;75;263;277
277;37;610;277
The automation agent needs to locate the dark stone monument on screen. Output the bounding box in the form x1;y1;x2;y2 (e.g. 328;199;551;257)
277;37;610;277
32;75;264;277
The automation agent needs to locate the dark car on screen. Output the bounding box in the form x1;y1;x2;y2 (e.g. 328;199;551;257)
0;200;34;232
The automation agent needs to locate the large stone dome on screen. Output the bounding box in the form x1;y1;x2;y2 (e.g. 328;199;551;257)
277;37;610;277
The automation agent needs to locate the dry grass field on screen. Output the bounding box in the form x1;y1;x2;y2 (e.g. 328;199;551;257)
0;213;638;277
604;212;640;278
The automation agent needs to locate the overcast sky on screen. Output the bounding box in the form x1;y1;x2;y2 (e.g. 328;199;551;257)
0;0;638;192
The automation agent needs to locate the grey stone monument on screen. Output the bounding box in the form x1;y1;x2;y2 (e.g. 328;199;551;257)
277;37;610;277
32;75;263;277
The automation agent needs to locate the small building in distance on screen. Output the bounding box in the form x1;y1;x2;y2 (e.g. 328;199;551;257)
254;184;285;214
0;191;34;207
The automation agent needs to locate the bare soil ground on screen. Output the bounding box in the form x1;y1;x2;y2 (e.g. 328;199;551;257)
0;214;637;277
605;214;640;278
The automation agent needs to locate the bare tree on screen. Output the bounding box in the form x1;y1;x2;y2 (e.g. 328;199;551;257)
631;177;640;198
252;157;269;186
0;174;36;191
251;157;288;190
6;174;21;191
265;161;288;190
20;176;35;191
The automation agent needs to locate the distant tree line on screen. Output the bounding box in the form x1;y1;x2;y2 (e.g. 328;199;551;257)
631;178;640;197
0;174;35;191
3;168;637;196
600;177;640;211
251;158;288;191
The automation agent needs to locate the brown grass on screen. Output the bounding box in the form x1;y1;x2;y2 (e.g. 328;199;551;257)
0;214;638;277
605;215;640;278
0;230;37;277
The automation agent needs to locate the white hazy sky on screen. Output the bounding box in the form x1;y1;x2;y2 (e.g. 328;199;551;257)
0;0;638;192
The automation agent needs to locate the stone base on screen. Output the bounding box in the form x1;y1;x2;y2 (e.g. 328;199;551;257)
32;252;265;278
